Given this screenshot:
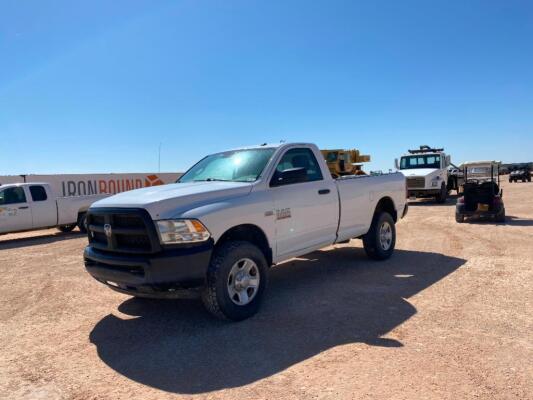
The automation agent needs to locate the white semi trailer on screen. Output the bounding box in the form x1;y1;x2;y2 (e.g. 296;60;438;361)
0;173;181;198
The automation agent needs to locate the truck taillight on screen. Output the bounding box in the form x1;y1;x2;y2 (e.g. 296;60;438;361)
457;196;465;204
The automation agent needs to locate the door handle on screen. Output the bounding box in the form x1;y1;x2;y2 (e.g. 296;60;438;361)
318;189;330;195
18;206;29;209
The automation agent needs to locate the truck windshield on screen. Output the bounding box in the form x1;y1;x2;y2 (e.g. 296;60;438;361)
179;148;276;183
400;155;441;169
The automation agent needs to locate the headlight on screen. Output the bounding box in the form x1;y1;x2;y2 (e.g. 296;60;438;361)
431;181;439;187
156;219;210;244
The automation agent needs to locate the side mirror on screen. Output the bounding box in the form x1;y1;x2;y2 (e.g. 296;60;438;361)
271;168;308;187
446;155;451;167
394;159;400;170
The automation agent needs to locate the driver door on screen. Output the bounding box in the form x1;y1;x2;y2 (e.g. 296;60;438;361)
0;187;33;233
270;147;338;259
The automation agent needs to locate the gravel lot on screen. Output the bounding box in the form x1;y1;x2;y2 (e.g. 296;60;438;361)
1;180;532;400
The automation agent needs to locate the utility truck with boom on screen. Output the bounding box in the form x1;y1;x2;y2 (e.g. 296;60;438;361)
84;142;408;321
396;145;457;203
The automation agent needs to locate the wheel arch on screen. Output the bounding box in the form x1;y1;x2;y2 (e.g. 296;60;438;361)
215;224;273;266
373;196;398;223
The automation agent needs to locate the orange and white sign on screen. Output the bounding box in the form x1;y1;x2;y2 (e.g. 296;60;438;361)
0;173;182;198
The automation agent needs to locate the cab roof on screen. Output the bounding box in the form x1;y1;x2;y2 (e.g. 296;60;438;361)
461;161;501;167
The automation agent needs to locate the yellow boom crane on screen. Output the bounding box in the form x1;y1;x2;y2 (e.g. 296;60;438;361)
321;149;371;178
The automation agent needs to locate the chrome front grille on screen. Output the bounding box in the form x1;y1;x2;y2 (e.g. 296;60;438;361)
407;177;426;189
87;209;160;254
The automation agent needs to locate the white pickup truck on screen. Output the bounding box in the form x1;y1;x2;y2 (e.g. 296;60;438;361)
84;143;408;320
0;183;105;235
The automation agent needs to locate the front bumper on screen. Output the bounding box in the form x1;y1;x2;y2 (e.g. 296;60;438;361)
84;239;214;294
403;204;409;218
408;189;441;198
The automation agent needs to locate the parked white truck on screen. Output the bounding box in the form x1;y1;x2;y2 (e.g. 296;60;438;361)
0;183;105;234
396;146;456;203
84;142;408;320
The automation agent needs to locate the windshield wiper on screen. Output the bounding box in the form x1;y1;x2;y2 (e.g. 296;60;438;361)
193;178;231;182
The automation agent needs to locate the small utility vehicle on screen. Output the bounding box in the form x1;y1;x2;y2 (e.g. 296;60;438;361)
509;166;531;183
455;161;505;223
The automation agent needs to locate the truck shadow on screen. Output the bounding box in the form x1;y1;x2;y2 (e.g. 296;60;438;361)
0;231;85;250
89;248;465;394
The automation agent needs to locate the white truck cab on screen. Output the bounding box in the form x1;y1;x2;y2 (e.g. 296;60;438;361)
395;146;453;203
84;142;408;321
0;183;105;235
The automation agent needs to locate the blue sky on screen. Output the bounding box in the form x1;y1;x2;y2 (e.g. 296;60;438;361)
1;0;532;175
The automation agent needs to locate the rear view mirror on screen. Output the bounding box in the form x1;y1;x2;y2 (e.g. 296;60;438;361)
394;159;400;170
271;168;308;187
446;155;451;166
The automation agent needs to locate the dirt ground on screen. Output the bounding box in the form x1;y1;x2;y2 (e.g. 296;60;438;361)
0;180;532;400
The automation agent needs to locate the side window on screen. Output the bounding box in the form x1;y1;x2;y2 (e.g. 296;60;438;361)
0;187;27;205
30;186;48;202
273;148;323;184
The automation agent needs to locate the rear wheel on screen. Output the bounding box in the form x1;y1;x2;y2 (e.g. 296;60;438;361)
77;213;88;233
202;241;268;321
363;212;396;260
495;209;506;223
58;224;76;233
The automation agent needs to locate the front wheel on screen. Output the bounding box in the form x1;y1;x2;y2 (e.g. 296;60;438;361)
436;183;447;203
202;241;268;321
455;213;465;223
363;212;396;260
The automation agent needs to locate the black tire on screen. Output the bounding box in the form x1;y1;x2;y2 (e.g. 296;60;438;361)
362;212;396;260
202;241;268;321
447;177;455;192
495;209;506;223
58;224;76;233
436;183;447;204
77;213;88;233
455;213;465;223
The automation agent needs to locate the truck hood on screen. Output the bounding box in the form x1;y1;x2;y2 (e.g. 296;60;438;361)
399;168;439;178
91;181;253;220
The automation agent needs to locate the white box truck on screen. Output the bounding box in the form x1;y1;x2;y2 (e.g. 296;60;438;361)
395;146;457;203
0;173;181;235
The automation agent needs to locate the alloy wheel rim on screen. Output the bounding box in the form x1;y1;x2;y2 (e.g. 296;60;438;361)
379;222;393;250
227;258;260;306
